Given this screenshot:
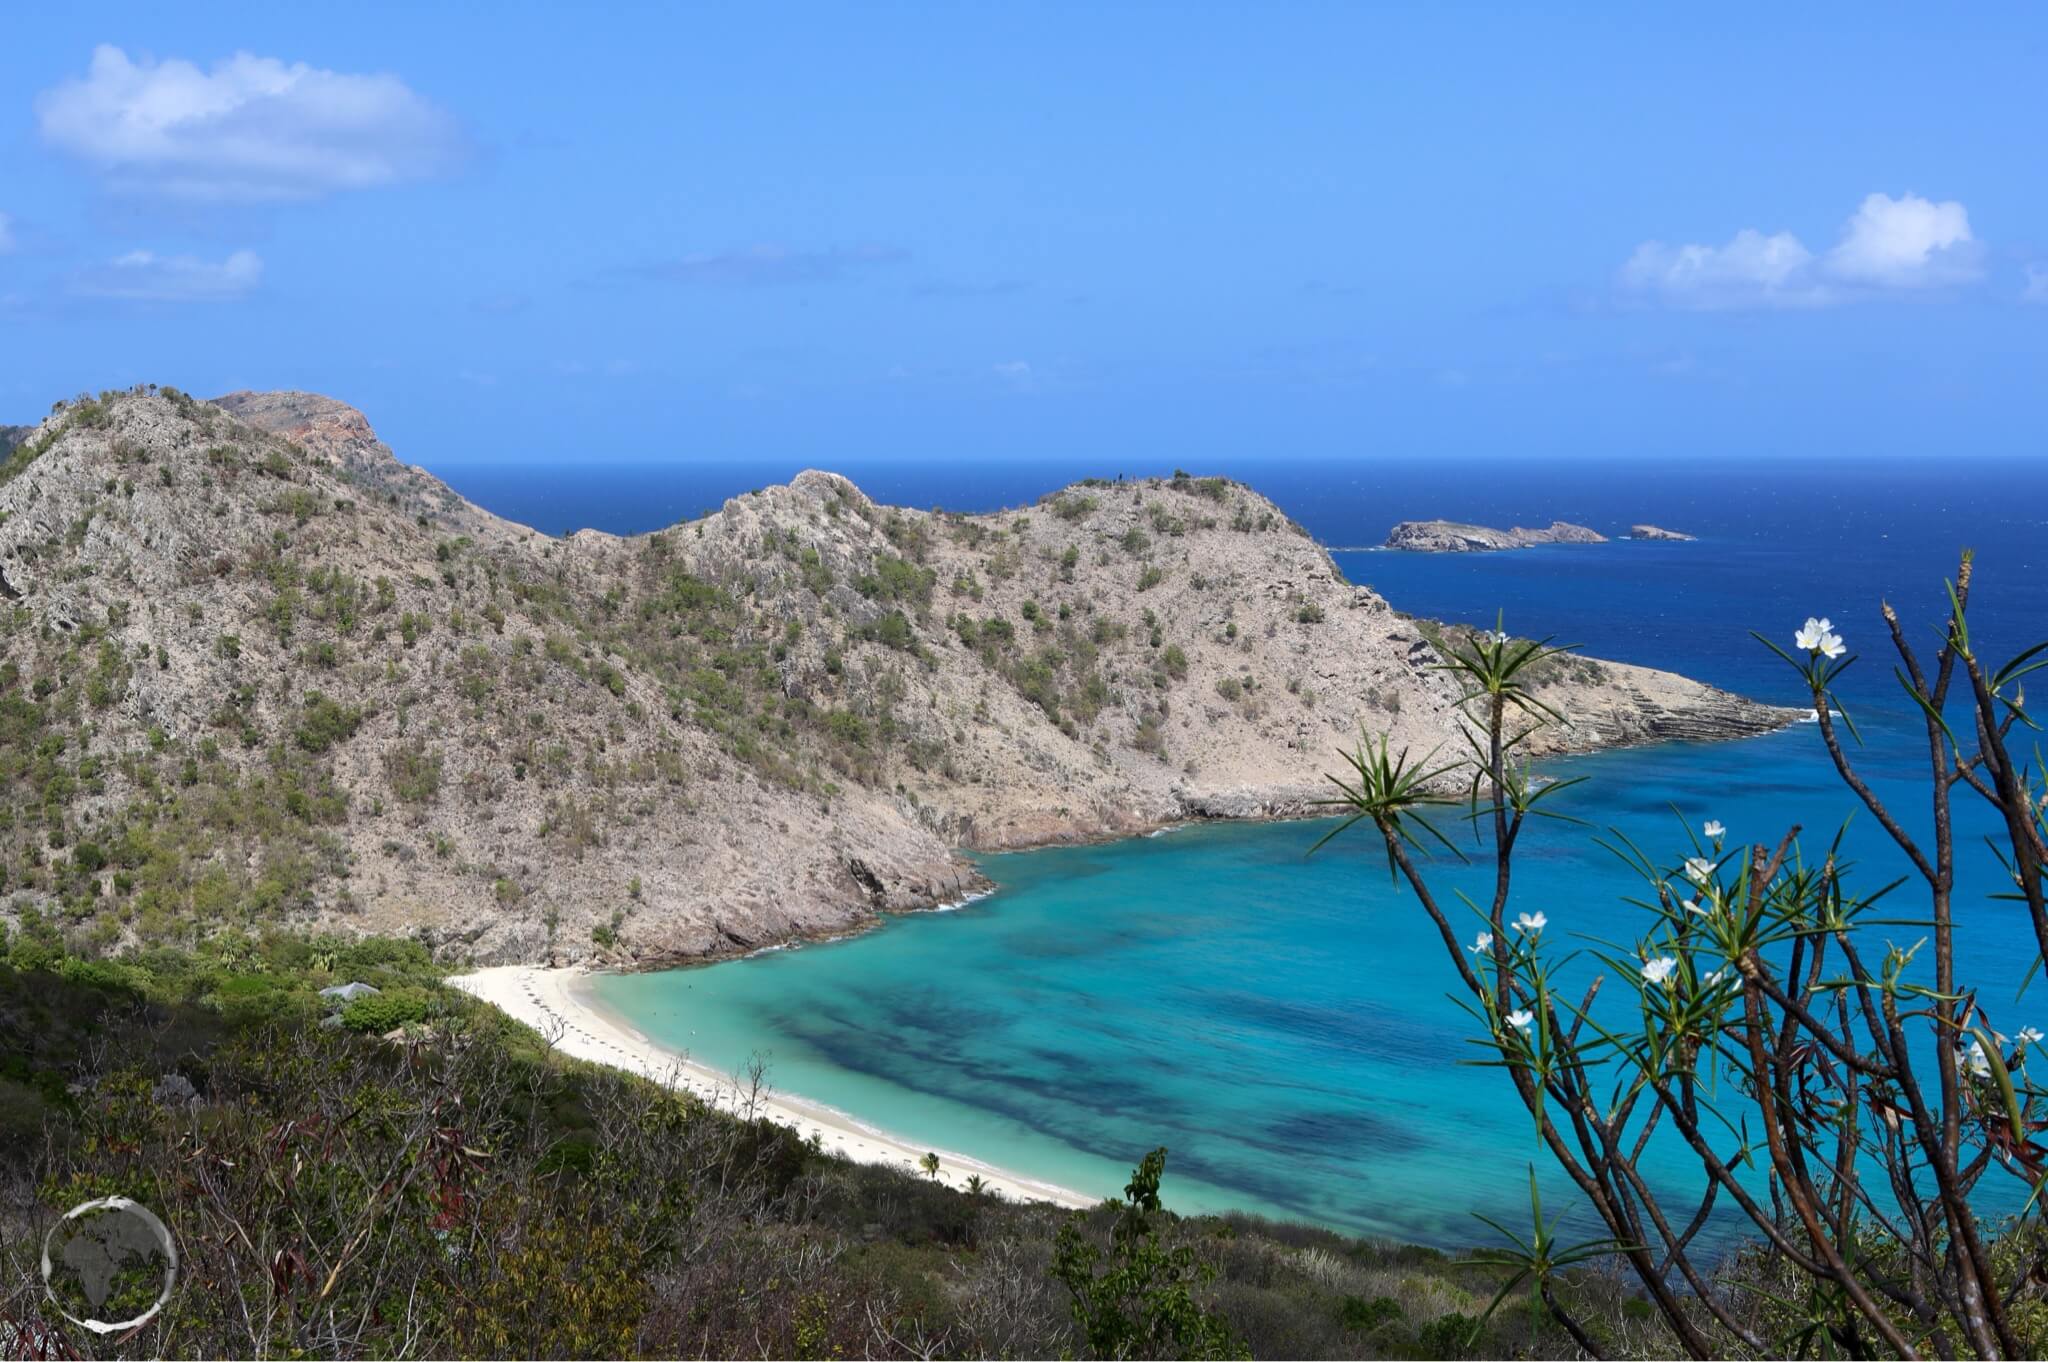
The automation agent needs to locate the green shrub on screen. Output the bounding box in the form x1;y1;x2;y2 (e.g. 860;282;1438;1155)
384;741;444;802
866;611;915;651
1416;1310;1481;1359
1047;491;1099;521
340;985;436;1033
854;555;936;606
295;692;364;753
0;1077;54;1154
826;711;869;747
1339;1295;1403;1332
1051;1149;1246;1360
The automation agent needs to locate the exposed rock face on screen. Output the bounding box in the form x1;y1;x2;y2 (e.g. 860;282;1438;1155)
1628;524;1697;542
0;387;1798;967
211;391;529;543
1385;519;1607;552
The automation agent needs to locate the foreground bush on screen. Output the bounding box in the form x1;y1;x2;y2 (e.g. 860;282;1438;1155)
0;951;1585;1359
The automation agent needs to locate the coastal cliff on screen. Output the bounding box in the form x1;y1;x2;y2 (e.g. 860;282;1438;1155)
1385;518;1607;551
0;387;1798;967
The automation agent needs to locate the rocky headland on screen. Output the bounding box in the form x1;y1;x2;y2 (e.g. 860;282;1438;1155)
0;386;1798;968
1384;519;1607;552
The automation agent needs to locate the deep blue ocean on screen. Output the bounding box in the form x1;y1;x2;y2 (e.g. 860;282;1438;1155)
436;454;2048;1247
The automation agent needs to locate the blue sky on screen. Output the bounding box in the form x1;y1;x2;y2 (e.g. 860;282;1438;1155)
2;4;2043;465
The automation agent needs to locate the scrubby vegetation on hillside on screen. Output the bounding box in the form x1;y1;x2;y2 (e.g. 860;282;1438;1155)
0;386;1789;968
0;389;1377;965
0;936;1631;1359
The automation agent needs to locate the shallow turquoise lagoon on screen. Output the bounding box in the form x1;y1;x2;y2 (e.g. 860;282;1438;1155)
590;708;2035;1247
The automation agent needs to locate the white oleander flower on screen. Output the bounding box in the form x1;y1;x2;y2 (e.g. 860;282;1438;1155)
1966;1040;1991;1078
1682;899;1706;916
1794;616;1833;651
1819;629;1846;659
1683;857;1715;886
1703;820;1725;840
1489;629;1509;645
2021;1027;2045;1046
1704;968;1728;987
1469;932;1493;954
1641;956;1678;987
1514;911;1547;935
1506;1008;1534;1033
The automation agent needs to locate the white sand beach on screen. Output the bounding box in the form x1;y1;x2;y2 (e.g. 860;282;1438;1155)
448;965;1095;1210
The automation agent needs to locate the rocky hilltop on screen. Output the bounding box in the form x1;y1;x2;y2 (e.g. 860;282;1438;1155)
1385;519;1607;552
0;387;1797;967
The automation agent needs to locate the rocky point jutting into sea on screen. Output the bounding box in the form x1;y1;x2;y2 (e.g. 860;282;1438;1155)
0;387;1798;969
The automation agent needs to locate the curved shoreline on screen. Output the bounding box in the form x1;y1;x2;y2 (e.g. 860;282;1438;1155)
446;963;1096;1210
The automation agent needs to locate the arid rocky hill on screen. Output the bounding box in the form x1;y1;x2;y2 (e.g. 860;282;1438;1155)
0;386;1795;967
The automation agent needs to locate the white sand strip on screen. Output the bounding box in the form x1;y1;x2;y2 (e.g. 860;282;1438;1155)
447;964;1094;1210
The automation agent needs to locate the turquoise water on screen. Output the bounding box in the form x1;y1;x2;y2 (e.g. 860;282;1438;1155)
591;712;2035;1246
576;460;2048;1249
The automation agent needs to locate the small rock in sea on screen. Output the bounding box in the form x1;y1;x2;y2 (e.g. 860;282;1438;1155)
1627;524;1697;542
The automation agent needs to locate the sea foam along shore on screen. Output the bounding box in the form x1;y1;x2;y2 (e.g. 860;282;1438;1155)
447;965;1095;1210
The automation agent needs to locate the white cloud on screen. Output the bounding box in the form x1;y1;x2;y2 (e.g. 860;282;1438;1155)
1621;192;1982;310
1824;192;1981;288
0;212;13;253
73;248;263;302
2024;265;2048;305
1622;229;1823;310
36;45;463;200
